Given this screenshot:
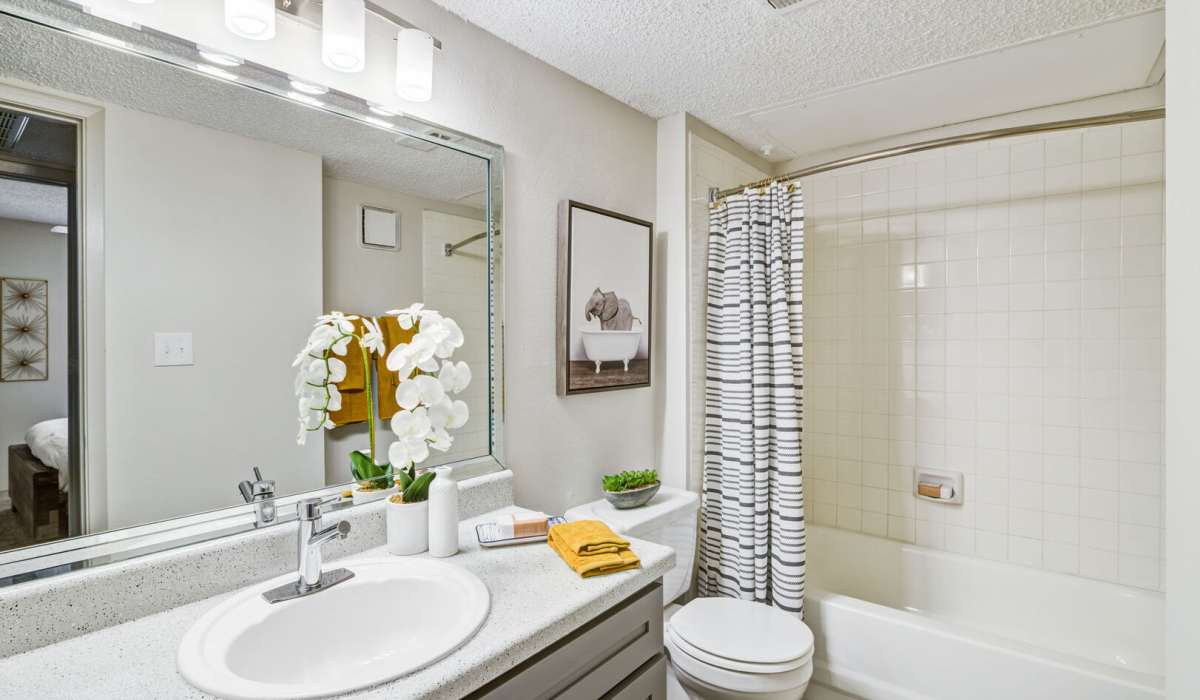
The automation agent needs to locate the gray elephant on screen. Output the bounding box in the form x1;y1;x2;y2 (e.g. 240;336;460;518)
583;288;637;330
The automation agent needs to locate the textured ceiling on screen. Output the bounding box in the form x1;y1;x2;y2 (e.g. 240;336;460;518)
0;15;486;202
0;178;68;226
429;0;1164;160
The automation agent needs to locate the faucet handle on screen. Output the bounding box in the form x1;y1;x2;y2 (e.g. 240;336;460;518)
298;495;342;521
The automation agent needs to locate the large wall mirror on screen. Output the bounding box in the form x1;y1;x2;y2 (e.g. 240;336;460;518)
0;1;504;582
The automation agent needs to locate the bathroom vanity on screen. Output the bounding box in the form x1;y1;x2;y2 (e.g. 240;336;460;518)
0;501;674;698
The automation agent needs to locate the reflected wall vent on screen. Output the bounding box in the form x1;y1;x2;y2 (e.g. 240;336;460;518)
0;111;30;151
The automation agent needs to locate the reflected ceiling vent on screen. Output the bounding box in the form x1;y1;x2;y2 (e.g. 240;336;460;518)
765;0;818;10
393;128;462;153
0;111;30;151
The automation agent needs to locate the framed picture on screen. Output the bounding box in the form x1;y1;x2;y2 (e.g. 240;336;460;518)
0;277;49;382
557;200;653;395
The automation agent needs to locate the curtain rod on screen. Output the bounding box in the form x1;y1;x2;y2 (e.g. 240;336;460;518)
711;107;1166;202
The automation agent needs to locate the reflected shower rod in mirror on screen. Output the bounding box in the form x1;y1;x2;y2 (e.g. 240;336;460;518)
444;229;499;257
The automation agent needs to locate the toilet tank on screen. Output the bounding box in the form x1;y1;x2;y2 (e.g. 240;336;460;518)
564;487;700;605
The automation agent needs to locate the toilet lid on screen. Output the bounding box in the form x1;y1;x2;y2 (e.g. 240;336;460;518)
668;598;814;668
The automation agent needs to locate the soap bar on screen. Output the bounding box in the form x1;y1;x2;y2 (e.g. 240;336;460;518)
917;482;942;499
512;512;549;537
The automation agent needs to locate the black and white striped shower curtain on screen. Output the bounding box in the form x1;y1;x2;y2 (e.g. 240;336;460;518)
697;181;806;615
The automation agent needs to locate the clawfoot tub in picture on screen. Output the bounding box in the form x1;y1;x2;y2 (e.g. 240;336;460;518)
581;328;642;373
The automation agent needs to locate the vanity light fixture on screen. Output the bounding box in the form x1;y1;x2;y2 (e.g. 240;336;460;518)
50;225;69;235
225;0;276;41
363;116;393;129
395;28;433;102
197;64;239;81
287;90;324;107
126;0;156;4
322;0;366;73
289;77;329;95
198;47;243;67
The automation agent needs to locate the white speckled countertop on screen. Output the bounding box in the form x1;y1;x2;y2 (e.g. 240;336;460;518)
0;506;674;699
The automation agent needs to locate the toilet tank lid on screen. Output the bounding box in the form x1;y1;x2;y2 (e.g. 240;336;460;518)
564;486;699;537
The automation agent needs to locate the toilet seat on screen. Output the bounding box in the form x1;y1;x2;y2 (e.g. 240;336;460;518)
665;598;814;695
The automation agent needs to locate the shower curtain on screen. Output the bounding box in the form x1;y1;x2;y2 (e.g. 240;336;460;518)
698;181;806;615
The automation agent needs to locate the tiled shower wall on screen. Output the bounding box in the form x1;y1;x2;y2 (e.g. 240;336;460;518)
801;119;1165;590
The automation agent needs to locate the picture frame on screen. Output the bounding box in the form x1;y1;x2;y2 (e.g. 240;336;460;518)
556;200;653;395
0;277;50;382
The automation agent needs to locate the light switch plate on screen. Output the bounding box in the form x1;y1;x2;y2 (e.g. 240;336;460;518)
154;332;194;366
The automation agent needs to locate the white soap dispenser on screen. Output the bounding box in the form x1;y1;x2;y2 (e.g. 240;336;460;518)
428;466;459;557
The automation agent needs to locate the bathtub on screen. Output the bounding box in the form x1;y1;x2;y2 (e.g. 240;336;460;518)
803;525;1164;700
580;329;642;372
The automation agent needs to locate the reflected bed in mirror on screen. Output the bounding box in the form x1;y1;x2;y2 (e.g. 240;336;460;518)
0;2;504;583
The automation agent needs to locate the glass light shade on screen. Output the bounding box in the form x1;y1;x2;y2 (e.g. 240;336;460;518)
322;0;366;72
395;28;433;102
225;0;276;41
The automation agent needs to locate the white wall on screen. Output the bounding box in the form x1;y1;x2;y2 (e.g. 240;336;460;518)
422;210;489;465
83;0;660;515
1164;1;1200;694
801;120;1165;590
0;217;68;493
103;105;325;529
656;114;769;492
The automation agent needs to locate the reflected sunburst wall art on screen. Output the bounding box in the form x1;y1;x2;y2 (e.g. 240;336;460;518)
1;277;49;382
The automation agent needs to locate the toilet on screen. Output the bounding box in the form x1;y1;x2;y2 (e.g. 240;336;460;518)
566;487;814;699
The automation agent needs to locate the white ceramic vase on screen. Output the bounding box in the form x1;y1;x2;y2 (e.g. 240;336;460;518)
386;497;428;555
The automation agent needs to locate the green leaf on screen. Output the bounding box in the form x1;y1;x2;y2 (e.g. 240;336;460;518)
602;469;658;493
395;467;414;491
402;471;436;503
350;450;391;488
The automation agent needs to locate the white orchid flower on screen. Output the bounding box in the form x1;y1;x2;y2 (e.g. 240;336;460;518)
326;384;343;412
388;407;432;466
386;302;425;330
360;317;386;356
317;311;358;335
447;399;469;429
438;360;471;394
394;374;445;411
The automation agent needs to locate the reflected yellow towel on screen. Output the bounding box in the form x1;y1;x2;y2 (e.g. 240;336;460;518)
328;387;368;426
548;521;640;578
376;315;419;421
550;519;631;556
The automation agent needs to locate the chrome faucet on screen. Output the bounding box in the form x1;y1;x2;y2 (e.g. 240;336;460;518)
237;467;276;527
262;496;354;604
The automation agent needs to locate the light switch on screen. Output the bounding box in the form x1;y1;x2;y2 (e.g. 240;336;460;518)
154;332;194;367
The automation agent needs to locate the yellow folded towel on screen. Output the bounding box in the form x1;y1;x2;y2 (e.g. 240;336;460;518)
548;521;640;578
550;519;632;556
328;387;368;427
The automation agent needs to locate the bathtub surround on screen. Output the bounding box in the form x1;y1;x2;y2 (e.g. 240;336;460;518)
699;182;807;614
802;119;1166;589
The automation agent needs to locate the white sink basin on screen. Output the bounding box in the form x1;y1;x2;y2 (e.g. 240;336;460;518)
177;557;490;699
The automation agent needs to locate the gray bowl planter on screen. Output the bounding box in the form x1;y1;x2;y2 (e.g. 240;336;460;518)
603;482;661;510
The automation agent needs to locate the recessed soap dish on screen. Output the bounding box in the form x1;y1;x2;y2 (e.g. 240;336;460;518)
914;469;963;505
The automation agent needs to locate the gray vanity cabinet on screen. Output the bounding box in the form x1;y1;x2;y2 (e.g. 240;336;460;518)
466;581;666;699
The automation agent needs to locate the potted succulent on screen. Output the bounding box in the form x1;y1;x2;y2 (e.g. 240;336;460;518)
601;469;661;510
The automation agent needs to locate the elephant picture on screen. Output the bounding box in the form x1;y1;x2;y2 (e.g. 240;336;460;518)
584;288;638;331
557;200;653;395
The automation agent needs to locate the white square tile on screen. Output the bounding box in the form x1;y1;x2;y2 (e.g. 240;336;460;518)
1118;553;1160;589
1080;517;1118;551
975;531;1007;560
1080;488;1119;520
1043;542;1080;574
1008;536;1043;568
1080;547;1118;581
978;148;1010;177
1121;153;1163;186
1045;132;1083;166
1121;120;1163;156
1083;125;1122;161
1084;158;1121;190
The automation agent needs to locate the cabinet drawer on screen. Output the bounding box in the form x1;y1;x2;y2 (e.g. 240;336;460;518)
468;580;663;700
601;654;666;700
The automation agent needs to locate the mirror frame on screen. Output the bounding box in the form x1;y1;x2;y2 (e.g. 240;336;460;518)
0;0;506;583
